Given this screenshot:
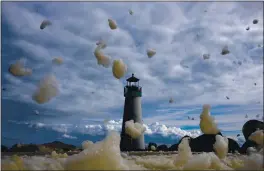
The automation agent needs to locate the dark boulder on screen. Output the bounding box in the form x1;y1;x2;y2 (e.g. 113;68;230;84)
242;120;264;140
147;142;157;151
168;144;178;151
227;138;240;153
1;145;9;152
156;144;168;151
239;140;258;154
189;133;221;152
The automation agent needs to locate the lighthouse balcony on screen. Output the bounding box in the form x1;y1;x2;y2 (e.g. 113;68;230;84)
124;86;142;97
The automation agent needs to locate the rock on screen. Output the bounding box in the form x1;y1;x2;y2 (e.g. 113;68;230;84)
189;133;222;152
42;141;76;152
239;140;258;154
242;120;264;140
227;138;240;153
9;144;39;152
147;142;157;151
168;144;178;151
1;145;9;152
156;144;168;151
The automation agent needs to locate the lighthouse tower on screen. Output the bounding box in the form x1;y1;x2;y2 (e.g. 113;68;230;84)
120;73;145;151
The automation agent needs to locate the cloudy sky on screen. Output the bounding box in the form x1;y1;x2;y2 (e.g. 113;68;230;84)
1;1;263;147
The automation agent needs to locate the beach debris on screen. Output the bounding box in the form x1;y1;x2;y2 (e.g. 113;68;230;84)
246;26;250;31
253;19;258;24
254;83;257;86
52;57;63;65
226;96;230;100
112;59;127;79
221;46;230;55
40;20;52;30
129;9;133;15
191;117;194;120
32;74;59;104
9;59;32;77
108;19;117;30
203;54;210;60
147;49;156;58
237;134;240;137
169;97;174;103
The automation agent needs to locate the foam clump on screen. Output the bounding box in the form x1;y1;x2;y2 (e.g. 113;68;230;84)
64;131;129;170
199;104;220;134
183;152;212;170
52;57;63;65
94;47;111;68
82;140;94;150
108;19;117;30
174;137;192;167
242;153;264;170
248;129;264;147
32;74;59;104
112;59;127;79
9;59;32;77
125;120;146;139
147;49;156;58
96;40;107;49
213;135;229;159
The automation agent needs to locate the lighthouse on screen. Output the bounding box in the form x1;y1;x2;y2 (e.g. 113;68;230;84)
120;73;145;151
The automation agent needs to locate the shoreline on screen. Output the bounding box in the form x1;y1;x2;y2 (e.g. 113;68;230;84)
1;151;241;157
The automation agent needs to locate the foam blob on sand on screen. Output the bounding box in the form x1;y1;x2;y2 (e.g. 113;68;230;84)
64;131;128;170
52;57;63;65
150;145;156;151
82;140;94;150
112;59;127;79
147;49;156;58
248;130;264;147
9;59;32;77
199;104;220;134
174;137;192;167
108;19;117;30
183;153;211;170
213;135;229;159
32;74;59;104
125;120;146;139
